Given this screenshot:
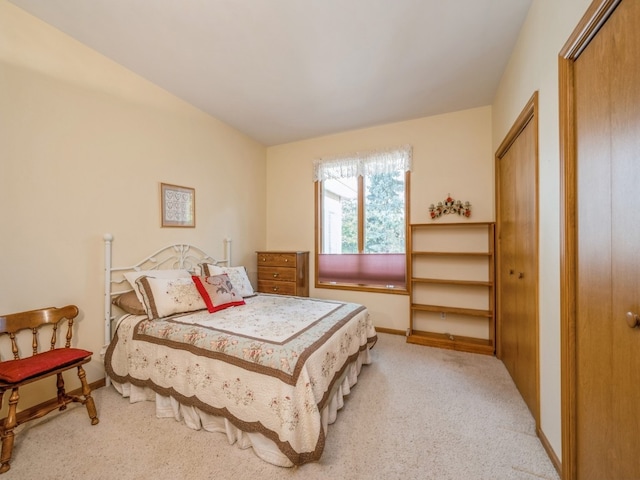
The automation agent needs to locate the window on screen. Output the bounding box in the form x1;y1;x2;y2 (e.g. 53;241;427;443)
314;145;411;292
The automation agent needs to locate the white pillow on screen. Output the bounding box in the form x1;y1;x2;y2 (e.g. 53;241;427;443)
135;276;206;320
124;269;191;304
203;265;254;297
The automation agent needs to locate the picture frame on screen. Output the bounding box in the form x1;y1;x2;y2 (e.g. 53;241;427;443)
161;183;195;227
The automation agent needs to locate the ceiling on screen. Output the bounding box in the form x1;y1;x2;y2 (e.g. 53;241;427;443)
9;0;532;146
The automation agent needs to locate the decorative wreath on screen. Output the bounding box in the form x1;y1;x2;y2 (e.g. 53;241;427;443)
429;194;471;219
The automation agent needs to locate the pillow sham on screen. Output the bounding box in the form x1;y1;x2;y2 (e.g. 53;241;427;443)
135;275;206;320
192;274;245;313
112;290;146;316
124;269;191;304
201;264;255;297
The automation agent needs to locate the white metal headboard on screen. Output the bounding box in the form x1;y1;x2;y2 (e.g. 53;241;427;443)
102;233;231;372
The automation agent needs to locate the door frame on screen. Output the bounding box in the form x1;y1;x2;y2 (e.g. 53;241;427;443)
559;1;621;479
495;91;540;429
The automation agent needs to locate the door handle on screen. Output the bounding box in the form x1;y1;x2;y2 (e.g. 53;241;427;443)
626;311;640;329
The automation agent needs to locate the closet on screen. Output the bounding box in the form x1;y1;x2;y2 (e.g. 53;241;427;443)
560;1;640;476
495;92;539;422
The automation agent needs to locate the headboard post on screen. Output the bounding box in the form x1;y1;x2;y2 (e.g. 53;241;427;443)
103;233;113;386
225;238;232;267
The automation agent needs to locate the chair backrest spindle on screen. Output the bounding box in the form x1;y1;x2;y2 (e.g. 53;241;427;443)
50;323;58;351
64;318;73;349
31;327;38;356
8;332;19;360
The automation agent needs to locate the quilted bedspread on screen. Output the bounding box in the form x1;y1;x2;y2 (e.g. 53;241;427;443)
105;294;377;465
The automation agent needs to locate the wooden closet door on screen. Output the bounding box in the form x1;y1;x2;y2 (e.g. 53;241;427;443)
498;142;518;367
573;1;640;477
514;118;538;416
496;97;538;423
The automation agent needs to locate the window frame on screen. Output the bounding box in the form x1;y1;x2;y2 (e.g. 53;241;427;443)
314;170;410;295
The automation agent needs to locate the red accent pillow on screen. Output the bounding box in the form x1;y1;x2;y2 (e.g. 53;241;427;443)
0;348;92;383
192;274;245;313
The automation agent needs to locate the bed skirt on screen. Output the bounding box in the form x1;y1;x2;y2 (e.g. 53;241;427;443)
110;345;371;467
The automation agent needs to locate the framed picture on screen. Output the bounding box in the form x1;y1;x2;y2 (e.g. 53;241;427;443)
161;183;195;227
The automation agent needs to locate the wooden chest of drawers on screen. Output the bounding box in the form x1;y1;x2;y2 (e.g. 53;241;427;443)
256;251;309;297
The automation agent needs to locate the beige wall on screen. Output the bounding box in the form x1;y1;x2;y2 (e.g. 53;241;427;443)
0;1;266;409
492;0;592;460
265;106;493;332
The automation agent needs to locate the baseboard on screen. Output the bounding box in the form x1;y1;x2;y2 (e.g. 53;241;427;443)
374;327;405;336
13;378;106;425
537;426;562;478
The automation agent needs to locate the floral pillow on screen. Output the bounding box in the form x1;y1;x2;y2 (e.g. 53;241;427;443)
124;269;191;304
201;264;255;298
192;274;246;313
135;275;206;320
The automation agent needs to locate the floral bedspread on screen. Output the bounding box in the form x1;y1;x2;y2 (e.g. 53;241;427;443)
105;294;377;465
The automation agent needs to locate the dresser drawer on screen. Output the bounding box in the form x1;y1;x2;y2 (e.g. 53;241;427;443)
257;279;297;296
257;266;297;282
257;252;298;267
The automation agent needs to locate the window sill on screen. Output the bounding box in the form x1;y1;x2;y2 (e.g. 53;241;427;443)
315;282;409;295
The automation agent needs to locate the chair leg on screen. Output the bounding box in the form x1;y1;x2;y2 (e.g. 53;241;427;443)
56;372;67;411
0;388;19;474
77;366;99;425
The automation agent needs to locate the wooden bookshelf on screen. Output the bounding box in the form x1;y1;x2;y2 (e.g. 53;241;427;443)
407;222;495;355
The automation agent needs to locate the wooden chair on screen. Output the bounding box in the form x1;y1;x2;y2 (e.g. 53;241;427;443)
0;305;99;474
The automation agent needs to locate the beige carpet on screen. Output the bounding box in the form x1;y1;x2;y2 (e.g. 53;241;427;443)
2;333;559;480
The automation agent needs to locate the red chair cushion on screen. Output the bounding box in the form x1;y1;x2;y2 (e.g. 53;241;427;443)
0;348;93;383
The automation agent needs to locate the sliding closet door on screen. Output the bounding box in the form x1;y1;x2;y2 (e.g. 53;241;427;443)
569;1;640;477
496;94;539;424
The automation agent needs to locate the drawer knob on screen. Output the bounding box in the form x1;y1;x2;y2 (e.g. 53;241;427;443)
272;286;279;292
273;273;279;278
284;258;288;262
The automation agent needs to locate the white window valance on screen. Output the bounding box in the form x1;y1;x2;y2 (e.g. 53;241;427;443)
313;145;412;182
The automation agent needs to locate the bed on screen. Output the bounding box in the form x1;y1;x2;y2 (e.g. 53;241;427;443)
102;235;377;467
